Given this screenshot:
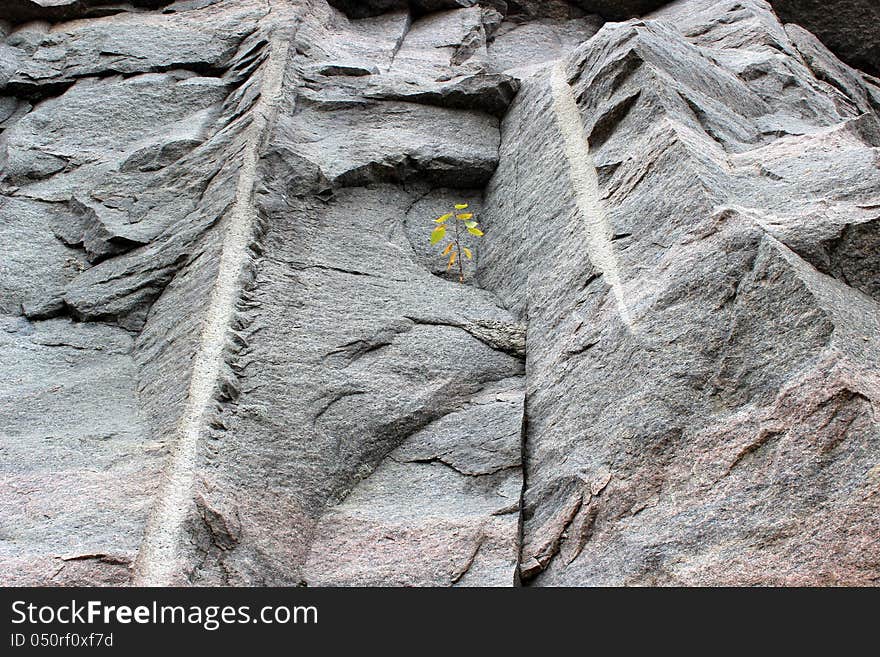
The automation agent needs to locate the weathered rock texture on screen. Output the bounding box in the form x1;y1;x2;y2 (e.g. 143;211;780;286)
0;0;877;586
482;0;880;586
770;0;880;77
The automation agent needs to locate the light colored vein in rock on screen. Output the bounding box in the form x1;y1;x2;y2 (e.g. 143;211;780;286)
133;36;290;586
549;63;632;328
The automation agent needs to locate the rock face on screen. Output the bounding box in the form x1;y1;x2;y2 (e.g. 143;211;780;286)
2;1;172;24
770;0;880;77
1;0;878;586
483;0;880;585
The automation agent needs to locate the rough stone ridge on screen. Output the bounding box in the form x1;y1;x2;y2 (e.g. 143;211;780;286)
770;0;880;77
481;0;880;585
1;0;878;586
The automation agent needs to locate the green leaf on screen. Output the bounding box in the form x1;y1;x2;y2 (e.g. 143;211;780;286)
455;203;469;210
435;213;452;223
456;213;473;220
464;220;478;229
463;247;472;260
430;226;447;244
467;226;484;237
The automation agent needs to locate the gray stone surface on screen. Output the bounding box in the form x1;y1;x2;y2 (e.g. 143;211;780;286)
771;0;880;76
189;184;524;584
481;0;880;585
1;0;878;587
488;15;602;75
2;2;170;25
279;101;501;187
0;196;87;316
303;377;524;586
127;1;526;586
365;72;520;117
2;1;263;97
0;316;162;585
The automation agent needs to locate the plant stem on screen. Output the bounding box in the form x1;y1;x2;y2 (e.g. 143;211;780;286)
453;213;465;283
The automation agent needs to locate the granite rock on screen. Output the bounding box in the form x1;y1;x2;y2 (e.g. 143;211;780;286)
480;0;880;584
1;0;878;587
771;0;880;76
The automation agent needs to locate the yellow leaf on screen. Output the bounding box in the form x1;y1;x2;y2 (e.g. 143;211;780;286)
467;226;484;236
456;213;473;220
447;251;457;270
455;203;469;210
442;243;454;256
435;213;452;223
463;247;472;259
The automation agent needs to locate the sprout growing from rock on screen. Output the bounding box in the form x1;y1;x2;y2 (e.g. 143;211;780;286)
429;203;483;283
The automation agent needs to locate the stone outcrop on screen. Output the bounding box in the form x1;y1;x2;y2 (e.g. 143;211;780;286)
483;0;880;585
771;0;880;76
1;0;877;586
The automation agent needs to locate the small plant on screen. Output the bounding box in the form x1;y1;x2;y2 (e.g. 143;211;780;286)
429;203;484;283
